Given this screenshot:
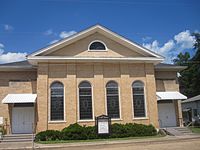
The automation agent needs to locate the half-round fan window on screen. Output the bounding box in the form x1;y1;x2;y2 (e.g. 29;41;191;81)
89;41;106;50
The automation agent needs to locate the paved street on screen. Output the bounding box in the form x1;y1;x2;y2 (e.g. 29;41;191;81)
39;139;200;150
1;136;200;150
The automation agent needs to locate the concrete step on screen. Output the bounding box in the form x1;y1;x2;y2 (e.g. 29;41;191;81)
4;134;33;137
1;134;34;143
1;138;32;143
3;136;33;140
165;127;195;136
175;128;191;131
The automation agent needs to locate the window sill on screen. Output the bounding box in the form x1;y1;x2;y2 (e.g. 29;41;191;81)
48;121;66;124
88;50;108;52
111;118;123;121
133;117;149;120
77;119;95;123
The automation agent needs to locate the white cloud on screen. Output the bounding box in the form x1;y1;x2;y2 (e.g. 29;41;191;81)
44;29;54;36
49;39;59;44
45;29;77;45
0;43;4;55
142;36;152;42
0;43;4;48
4;24;14;31
174;30;195;49
59;30;77;38
160;40;175;54
143;40;160;52
143;40;175;55
142;30;195;63
0;52;27;64
0;43;27;64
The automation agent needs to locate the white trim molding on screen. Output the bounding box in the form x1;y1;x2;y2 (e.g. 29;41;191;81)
27;56;164;65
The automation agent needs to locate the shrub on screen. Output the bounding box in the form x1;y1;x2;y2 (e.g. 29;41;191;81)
0;126;6;135
84;126;98;139
35;123;157;141
110;123;129;138
35;130;62;141
109;123;157;138
62;123;88;140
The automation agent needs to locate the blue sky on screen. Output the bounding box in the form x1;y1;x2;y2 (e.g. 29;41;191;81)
0;0;199;63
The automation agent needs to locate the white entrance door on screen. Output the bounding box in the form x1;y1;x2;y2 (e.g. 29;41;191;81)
12;107;34;134
158;102;177;128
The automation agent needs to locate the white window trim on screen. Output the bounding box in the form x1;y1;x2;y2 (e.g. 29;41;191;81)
48;121;67;123
88;40;108;51
105;81;122;120
131;81;148;120
48;81;66;123
133;117;149;120
77;119;95;123
77;81;95;122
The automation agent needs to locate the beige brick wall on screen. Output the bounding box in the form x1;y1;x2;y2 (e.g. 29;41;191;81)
36;64;49;132
37;62;159;131
0;71;37;133
155;70;183;127
0;64;183;133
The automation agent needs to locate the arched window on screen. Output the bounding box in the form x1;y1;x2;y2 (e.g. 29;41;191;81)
106;81;120;118
132;81;146;118
79;81;93;120
50;82;64;121
89;41;106;50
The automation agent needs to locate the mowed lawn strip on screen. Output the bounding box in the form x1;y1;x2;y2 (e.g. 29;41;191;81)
37;135;165;144
189;127;200;134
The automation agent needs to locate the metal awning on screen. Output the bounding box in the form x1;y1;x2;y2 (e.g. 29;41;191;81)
2;94;37;104
182;108;191;112
156;91;187;101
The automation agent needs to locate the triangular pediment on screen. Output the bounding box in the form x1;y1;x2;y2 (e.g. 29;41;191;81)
46;32;149;58
27;25;164;65
29;25;163;58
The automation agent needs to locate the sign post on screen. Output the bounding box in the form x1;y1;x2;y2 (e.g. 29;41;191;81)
95;115;111;135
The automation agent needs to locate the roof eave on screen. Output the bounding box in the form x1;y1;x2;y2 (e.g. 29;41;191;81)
155;66;187;71
27;56;164;65
0;66;37;71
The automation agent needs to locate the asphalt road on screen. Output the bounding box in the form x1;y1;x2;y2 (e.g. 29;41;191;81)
1;137;200;150
39;138;200;150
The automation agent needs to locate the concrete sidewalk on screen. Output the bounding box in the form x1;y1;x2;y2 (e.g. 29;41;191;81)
0;135;200;150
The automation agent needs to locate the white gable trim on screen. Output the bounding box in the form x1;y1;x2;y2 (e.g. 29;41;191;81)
28;56;163;65
28;25;164;59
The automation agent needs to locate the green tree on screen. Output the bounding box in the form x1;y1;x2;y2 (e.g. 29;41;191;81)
173;52;190;66
174;32;200;98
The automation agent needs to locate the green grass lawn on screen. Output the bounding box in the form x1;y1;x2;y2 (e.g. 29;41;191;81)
37;135;165;144
189;127;200;134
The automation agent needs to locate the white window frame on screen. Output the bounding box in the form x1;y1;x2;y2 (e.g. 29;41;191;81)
88;40;108;51
48;81;66;123
105;80;122;121
131;80;148;120
77;81;95;122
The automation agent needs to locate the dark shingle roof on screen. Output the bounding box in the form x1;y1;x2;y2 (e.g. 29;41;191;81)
0;60;35;71
182;95;200;103
155;63;187;71
0;60;32;67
